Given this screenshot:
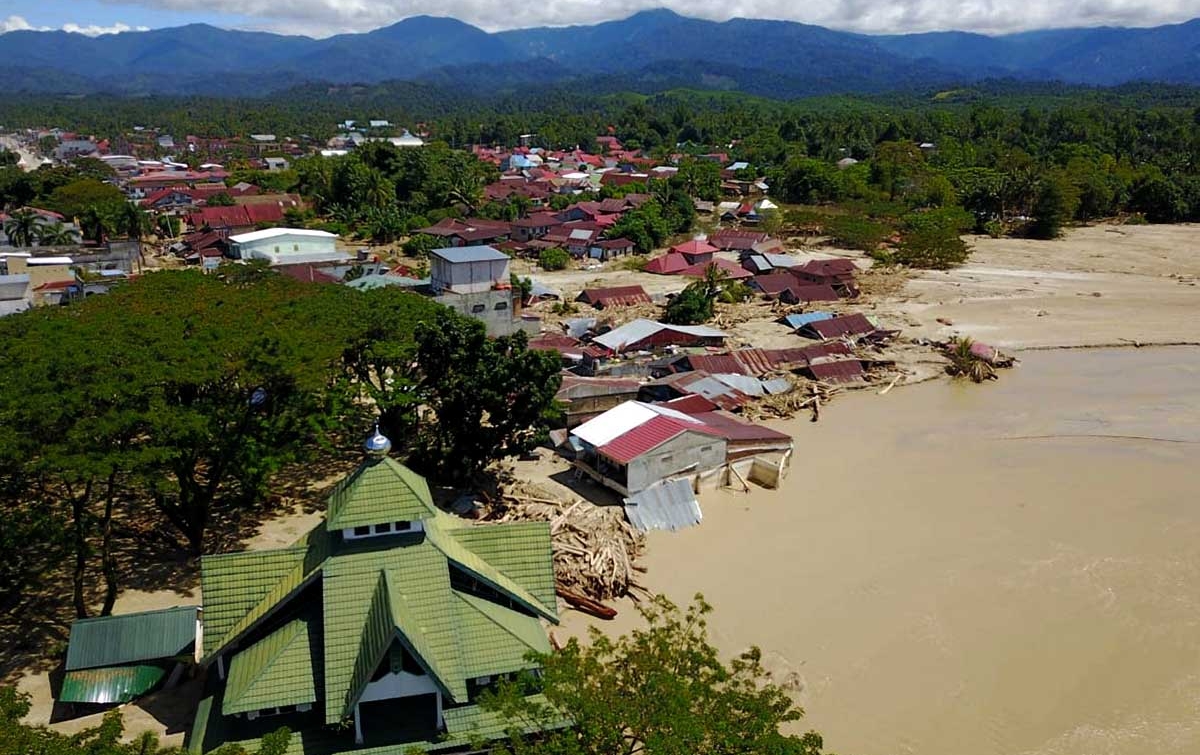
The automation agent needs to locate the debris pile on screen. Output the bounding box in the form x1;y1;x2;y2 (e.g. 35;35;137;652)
486;479;650;618
742;380;839;422
942;337;1017;382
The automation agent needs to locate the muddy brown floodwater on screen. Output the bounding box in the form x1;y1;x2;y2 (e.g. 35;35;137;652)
563;346;1200;755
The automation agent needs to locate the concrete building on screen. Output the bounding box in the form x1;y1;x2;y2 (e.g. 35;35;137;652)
429;246;510;295
228;228;345;266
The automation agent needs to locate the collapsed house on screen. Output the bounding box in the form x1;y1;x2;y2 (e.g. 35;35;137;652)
589;319;727;355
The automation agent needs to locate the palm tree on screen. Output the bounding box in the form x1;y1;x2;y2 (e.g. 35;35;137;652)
3;209;39;247
120;203;151;240
80;207;115;244
36;221;78;246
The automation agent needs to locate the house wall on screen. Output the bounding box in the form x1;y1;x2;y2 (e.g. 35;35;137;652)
434;289;536;337
234;235;340;266
624;432;727;494
431;257;511;295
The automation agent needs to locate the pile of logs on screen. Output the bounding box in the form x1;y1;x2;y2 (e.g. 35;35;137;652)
743;381;838;422
487;482;650;619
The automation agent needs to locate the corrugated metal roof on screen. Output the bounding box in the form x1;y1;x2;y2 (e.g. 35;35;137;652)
712;373;767;396
782;311;834;330
591;319;727;353
789;284;841;302
599;415;699;463
59;665;166;705
431;245;509;264
578;285;651;307
683;354;747;375
805;313;876;339
689;411;794;443
624;479;702;533
563;317;597;339
806;359;865;383
65;606;197;671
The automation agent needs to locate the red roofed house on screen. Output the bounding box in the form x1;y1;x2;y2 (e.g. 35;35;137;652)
511;213;564;242
576;285;652;309
790;258;860;297
799;313;877;340
710;228;769;251
643;252;691;275
669;238;718;265
415;217;511;247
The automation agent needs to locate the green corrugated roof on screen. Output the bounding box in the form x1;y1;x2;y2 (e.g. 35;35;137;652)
326;457;437;530
223;617;320;715
453;591;549;680
65;606;197;671
448;523;557;615
60;665;166;704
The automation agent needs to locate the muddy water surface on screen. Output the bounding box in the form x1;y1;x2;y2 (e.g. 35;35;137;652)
581;347;1200;755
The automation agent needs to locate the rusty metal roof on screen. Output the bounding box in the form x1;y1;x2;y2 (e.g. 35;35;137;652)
806;359;865;383
804;313;876;340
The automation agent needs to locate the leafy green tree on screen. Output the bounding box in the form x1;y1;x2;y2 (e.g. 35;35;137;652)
119;202;151;240
892;207;973;269
47;178;125;221
207;191;236;207
1130;176;1188;223
538;247;570;271
408;311;562;482
481;595;830;755
870;141;924;202
1029;172;1080;239
402;232;441;258
772;156;841;204
607;202;671;254
673;158;722;201
0;167;39;210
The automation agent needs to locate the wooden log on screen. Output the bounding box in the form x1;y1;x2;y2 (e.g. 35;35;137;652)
557;586;618;619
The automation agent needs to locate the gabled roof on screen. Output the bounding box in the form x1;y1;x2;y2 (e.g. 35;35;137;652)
678;258;753;280
325;456;437;530
803;313;876;339
66;606;198;671
598;415;717;463
223;616;319;715
643;253;690;275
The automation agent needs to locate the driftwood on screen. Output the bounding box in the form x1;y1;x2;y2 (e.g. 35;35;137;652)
486;481;648;610
742;380;837;422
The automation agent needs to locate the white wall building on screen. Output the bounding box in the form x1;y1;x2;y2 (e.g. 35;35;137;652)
228;228;345;266
429;246;510;295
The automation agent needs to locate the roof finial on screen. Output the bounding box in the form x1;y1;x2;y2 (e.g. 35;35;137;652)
364;423;392;457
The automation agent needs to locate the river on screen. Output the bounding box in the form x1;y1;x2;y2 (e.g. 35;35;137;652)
566;346;1200;755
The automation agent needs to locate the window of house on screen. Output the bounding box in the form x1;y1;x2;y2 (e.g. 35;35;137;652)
375;522;393;534
353;525;371;536
471;304;486;314
274;246;280;253
660;454;674;465
394;521;412;532
494;301;508;310
293;244;299;251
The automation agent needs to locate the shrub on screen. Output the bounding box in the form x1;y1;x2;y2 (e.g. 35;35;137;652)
538;247;570;271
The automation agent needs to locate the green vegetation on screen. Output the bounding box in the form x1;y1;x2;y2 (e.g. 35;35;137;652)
538;247;570;271
482;594;833;755
0;271;559;617
664;264;729;325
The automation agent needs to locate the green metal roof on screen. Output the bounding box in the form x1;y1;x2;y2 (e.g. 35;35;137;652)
201;526;330;659
427;522;558;622
453;591;550;680
325;457;437;530
448;523;557;615
223;617;320;715
443;694;561;741
60;665;167;705
65;606;197;671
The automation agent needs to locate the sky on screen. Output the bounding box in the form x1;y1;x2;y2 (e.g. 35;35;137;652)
1;0;1199;37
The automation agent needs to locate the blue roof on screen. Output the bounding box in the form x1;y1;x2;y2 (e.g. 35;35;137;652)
782;311;834;329
431;246;509;264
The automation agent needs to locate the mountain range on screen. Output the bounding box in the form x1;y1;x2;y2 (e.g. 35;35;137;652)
0;9;1198;98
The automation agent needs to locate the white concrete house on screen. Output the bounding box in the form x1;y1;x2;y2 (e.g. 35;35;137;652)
228;228;345;266
429;246;510;295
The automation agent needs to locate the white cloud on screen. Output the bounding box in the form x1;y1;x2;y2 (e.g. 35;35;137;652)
57;0;1200;36
61;22;150;36
1;14;148;36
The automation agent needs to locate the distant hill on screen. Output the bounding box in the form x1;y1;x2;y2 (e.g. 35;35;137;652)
0;9;1197;97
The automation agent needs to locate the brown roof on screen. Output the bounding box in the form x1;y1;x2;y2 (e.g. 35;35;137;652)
577;285;651;308
805;360;865;383
804;313;876;340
